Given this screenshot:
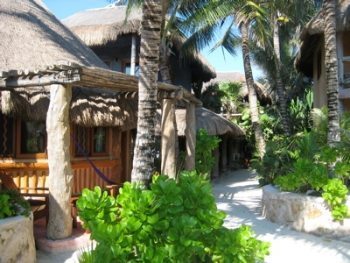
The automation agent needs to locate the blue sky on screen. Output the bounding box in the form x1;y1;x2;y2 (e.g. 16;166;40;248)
44;0;262;77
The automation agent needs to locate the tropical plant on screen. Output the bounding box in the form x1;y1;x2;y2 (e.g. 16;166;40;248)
0;190;30;219
288;88;313;133
77;171;270;262
180;0;268;158
195;129;221;177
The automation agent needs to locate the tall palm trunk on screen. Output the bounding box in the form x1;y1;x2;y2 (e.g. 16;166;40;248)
131;0;162;185
241;21;266;158
273;14;291;136
324;0;340;146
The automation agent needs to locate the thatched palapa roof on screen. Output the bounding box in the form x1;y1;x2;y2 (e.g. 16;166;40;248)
175;108;244;137
156;107;244;137
1;87;138;130
63;4;216;81
0;0;139;130
295;1;350;77
0;0;107;71
204;72;272;103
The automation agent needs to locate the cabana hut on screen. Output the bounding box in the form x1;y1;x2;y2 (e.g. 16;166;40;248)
173;107;245;177
0;0;200;240
295;1;350;112
63;4;216;92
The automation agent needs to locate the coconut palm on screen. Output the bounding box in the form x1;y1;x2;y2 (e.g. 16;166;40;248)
179;0;268;157
130;0;163;185
260;0;317;136
323;0;341;146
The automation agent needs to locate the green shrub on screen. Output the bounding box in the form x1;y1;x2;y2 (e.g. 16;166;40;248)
0;190;30;219
195;129;221;177
77;171;269;263
271;131;350;221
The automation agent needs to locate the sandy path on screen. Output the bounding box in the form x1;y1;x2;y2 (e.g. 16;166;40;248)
213;169;350;263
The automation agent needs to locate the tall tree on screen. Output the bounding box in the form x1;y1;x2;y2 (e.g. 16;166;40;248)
241;20;266;157
180;0;267;157
323;0;340;146
131;0;163;185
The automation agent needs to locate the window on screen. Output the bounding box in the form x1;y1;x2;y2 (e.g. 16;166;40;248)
122;61;140;76
0;114;14;157
74;126;90;156
73;126;108;157
20;121;46;154
93;127;107;154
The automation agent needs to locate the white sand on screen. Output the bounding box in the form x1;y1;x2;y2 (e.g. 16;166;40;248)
213;169;350;263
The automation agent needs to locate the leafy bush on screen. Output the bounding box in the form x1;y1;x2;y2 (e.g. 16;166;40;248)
77;171;269;262
0;190;30;219
271;131;350;221
195;129;221;177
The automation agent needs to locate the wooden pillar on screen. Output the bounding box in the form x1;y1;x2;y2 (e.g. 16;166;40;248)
185;103;196;170
161;98;176;178
212;147;220;179
227;138;233;169
220;135;228;173
46;84;73;239
130;34;137;76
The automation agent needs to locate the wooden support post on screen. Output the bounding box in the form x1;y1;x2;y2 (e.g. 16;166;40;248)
161;99;177;178
130;34;137;76
46;84;73;240
227;138;233;169
212;147;220;179
220;135;228;173
185;103;196;170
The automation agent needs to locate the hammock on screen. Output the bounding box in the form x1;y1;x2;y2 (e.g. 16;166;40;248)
72;136;117;185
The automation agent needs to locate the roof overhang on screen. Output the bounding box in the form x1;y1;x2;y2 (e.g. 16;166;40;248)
0;62;202;106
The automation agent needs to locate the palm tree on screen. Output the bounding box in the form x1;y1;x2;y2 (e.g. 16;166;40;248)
130;0;163;185
262;0;317;136
241;20;266;158
180;0;267;157
323;0;340;146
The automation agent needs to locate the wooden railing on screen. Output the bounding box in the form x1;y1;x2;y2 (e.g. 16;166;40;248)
0;159;120;195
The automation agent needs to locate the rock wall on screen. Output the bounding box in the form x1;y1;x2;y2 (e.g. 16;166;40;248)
262;185;350;242
0;214;36;262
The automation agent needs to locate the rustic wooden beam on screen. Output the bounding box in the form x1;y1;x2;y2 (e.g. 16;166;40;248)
212;148;220;179
161;98;177;178
184;103;196;170
130;34;137;76
0;71;80;88
46;84;73;240
220;135;228;173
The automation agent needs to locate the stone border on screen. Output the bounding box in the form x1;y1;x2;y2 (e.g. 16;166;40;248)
0;214;36;262
262;185;350;241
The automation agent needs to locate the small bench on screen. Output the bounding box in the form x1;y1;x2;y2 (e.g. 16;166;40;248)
0;171;122;227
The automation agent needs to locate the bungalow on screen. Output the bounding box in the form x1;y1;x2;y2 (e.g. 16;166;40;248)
63;3;216;93
295;1;350;112
0;0;201;240
64;4;245;175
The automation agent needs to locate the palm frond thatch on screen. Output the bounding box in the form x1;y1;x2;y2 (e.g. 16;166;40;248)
0;0;106;71
1;88;138;130
63;5;215;80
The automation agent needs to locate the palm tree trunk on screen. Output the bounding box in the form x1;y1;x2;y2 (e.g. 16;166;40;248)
241;22;266;158
273;14;291;136
324;0;340;146
131;0;162;185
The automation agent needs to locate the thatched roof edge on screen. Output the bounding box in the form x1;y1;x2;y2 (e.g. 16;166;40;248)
296;1;350;76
